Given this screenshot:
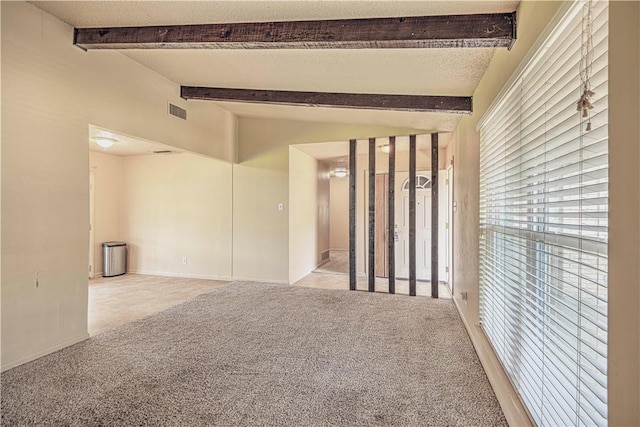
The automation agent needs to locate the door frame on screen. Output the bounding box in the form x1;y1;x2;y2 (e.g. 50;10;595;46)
446;160;454;294
395;171;431;281
89;168;96;279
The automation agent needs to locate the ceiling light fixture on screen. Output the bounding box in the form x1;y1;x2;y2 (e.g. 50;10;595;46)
333;167;348;178
380;144;390;154
95;137;116;149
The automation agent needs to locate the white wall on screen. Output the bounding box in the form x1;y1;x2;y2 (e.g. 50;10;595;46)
89;151;124;276
0;1;236;371
121;153;233;280
329;176;349;251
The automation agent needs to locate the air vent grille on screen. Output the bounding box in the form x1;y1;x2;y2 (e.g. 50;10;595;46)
152;150;176;154
168;103;187;120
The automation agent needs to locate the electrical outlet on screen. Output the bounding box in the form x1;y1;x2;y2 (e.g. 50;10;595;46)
460;291;468;300
34;270;39;288
182;257;188;265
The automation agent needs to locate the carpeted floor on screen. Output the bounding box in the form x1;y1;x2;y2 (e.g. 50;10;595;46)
1;282;506;426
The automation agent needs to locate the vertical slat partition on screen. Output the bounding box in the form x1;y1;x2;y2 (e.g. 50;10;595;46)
349;139;357;291
368;137;376;292
409;135;417;296
388;137;396;294
431;133;439;298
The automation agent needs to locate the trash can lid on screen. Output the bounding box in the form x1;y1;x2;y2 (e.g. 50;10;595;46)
102;241;126;247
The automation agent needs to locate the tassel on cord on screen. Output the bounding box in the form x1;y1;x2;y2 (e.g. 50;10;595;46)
578;0;595;132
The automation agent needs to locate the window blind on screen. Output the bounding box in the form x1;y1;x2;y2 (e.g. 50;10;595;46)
478;1;608;426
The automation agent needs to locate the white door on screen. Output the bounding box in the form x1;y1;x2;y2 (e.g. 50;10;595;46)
395;171;431;280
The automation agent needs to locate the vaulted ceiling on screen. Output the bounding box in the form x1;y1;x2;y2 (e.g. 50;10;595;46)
31;1;520;135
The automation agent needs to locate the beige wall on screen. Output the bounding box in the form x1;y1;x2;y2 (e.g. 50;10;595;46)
233;146;290;283
121;153;233;280
89;152;124;276
317;161;330;264
608;2;640;425
90;151;233;280
330;177;349;250
289;148;329;283
289;147;316;283
0;1;235;371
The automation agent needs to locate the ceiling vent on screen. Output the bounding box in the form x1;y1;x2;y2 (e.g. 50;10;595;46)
152;150;178;155
168;103;187;120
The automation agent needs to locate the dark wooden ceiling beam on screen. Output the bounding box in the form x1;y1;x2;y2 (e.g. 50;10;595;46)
74;12;516;50
180;86;472;114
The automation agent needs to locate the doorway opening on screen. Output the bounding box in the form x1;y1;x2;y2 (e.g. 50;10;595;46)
289;136;452;299
373;171;449;284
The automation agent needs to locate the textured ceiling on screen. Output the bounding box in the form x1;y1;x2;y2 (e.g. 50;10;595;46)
33;1;520;134
124;48;495;96
31;1;521;27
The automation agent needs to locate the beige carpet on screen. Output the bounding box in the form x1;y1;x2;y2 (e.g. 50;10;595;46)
1;282;506;426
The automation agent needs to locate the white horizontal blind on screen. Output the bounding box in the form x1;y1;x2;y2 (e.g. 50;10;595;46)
478;1;608;426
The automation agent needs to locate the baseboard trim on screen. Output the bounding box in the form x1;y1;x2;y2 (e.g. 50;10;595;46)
127;269;233;282
232;276;289;285
452;297;533;427
126;270;288;285
315;259;329;269
1;333;90;372
329;248;348;252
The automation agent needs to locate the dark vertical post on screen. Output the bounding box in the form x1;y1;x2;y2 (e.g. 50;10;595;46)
388;137;396;294
349;139;357;291
409;135;417;296
368;137;376;292
431;133;439;298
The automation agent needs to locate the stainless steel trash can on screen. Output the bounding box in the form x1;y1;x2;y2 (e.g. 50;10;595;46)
102;242;127;277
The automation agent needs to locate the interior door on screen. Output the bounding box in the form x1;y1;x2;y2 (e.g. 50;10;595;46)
395;171;431;280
